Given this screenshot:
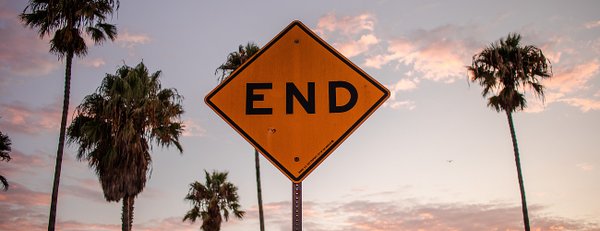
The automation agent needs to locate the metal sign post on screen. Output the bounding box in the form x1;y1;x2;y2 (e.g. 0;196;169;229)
292;182;302;231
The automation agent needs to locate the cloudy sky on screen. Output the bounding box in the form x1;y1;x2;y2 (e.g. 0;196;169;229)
1;0;599;230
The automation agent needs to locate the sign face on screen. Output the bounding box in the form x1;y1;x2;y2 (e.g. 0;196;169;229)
205;20;389;182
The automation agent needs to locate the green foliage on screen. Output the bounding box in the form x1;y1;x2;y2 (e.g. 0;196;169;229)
183;170;245;231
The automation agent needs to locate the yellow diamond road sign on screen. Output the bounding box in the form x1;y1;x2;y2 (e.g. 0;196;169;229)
205;20;389;182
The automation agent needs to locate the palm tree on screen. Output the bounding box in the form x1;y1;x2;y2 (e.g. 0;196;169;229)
215;42;265;231
468;33;552;231
20;1;119;229
0;128;12;191
183;170;245;231
216;42;261;82
67;62;184;231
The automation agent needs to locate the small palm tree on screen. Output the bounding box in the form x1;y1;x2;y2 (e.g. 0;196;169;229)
20;1;119;229
216;42;260;82
183;170;245;231
215;42;265;231
468;33;552;231
0;128;12;191
68;62;184;231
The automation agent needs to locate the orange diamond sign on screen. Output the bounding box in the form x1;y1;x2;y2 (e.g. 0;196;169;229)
205;20;389;182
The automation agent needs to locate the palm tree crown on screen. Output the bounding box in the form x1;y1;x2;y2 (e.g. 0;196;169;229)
68;62;184;230
468;33;552;112
183;170;245;231
215;42;260;82
21;0;118;59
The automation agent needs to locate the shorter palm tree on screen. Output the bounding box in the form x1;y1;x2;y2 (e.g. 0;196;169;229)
68;62;184;231
183;170;245;231
0;128;11;191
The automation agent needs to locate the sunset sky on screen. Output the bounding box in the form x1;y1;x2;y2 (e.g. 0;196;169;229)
1;0;599;230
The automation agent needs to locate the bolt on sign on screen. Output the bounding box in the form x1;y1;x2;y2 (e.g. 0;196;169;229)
205;20;389;183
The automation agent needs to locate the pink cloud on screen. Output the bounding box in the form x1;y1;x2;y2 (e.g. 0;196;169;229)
135;217;197;231
316;13;375;37
335;34;379;58
316;13;379;58
117;30;151;49
238;200;599;231
364;25;479;83
539;36;565;64
576;163;595;172
60;179;105;204
560;98;600;112
383;78;419;110
545;60;599;94
0;5;59;82
0;203;47;231
0;182;50;207
385;100;416;110
584;20;600;29
56;221;120;231
182;119;207;137
2;149;51;178
0;100;71;134
78;57;106;68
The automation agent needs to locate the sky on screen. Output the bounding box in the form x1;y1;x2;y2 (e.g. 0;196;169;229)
1;0;599;230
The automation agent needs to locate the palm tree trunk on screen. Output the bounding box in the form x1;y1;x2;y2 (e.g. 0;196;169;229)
255;149;265;231
48;51;73;231
122;195;132;231
128;196;134;231
506;111;530;231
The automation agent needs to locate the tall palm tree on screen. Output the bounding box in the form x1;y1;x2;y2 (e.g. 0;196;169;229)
215;42;264;231
20;1;119;229
0;128;11;191
67;62;184;231
183;170;245;231
468;33;552;231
